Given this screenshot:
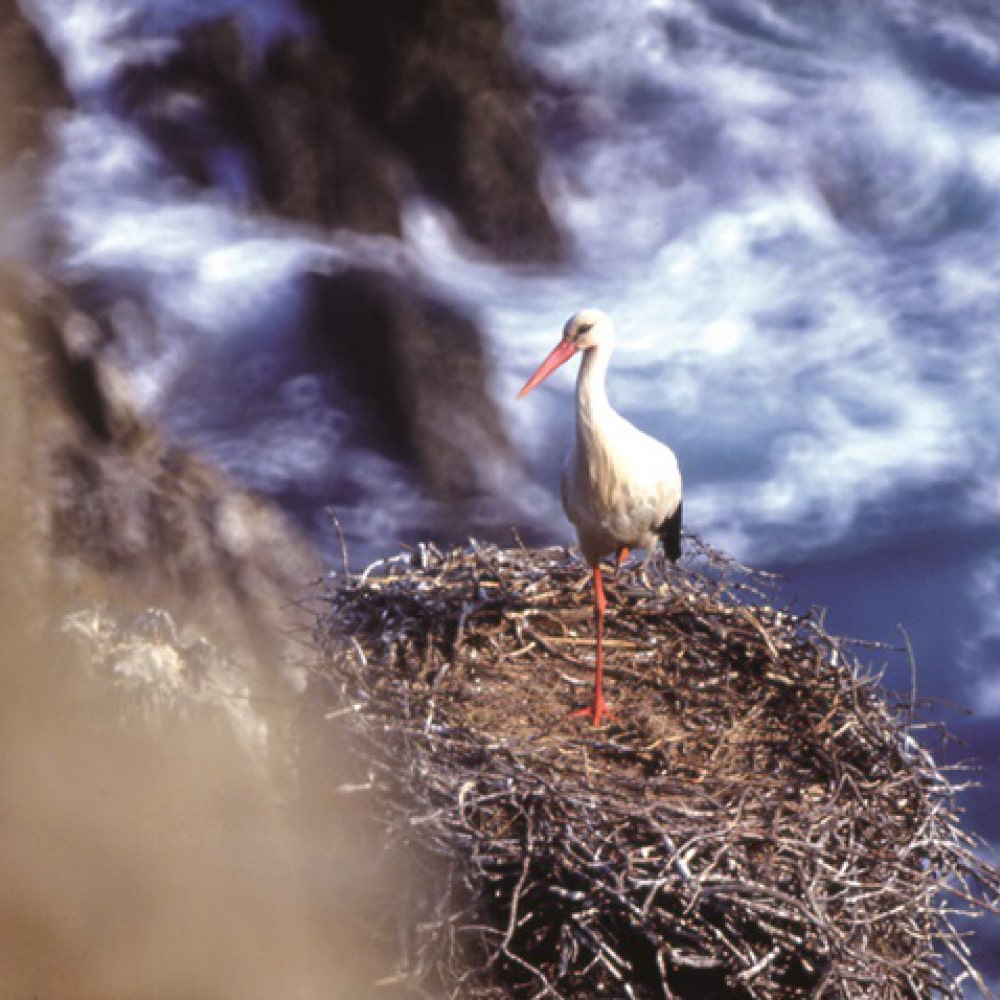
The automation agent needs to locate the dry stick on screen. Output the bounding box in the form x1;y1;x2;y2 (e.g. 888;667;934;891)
899;623;919;726
324;507;350;577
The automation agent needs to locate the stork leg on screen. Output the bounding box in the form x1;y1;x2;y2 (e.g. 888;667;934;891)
574;563;610;726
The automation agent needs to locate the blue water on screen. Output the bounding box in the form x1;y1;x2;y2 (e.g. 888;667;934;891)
11;0;1000;982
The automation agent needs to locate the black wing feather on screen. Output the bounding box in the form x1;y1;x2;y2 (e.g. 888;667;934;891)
657;499;683;563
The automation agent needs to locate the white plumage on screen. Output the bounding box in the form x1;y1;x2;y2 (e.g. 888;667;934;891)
518;309;683;724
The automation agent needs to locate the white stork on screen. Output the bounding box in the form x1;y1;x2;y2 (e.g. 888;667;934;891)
518;309;683;726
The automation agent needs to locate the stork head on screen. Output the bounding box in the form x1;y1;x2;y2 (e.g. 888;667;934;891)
517;308;612;398
563;308;613;350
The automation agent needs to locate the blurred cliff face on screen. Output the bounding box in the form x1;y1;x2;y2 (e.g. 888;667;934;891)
0;301;407;1000
0;612;357;999
0;642;416;999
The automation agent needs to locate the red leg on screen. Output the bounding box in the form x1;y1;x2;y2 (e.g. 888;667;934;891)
573;564;610;726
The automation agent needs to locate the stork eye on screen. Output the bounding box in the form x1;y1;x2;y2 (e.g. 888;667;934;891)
577;322;594;337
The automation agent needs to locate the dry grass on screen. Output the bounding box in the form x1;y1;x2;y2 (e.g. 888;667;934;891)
312;535;1000;999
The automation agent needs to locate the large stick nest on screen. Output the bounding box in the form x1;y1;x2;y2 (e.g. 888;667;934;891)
311;537;1000;999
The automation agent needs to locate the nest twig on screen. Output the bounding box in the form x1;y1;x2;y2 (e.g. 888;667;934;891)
311;536;1000;998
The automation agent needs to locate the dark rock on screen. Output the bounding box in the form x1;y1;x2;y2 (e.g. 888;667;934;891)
117;18;404;235
117;2;562;260
0;268;318;668
114;19;262;197
254;36;404;235
301;266;512;498
303;0;563;261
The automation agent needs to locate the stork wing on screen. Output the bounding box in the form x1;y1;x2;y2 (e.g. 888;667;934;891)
657;499;683;563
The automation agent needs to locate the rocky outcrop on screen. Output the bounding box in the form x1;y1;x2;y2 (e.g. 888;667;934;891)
117;1;562;261
301;267;512;498
0;0;70;171
119;18;404;238
301;0;562;261
105;1;557;517
0;269;317;667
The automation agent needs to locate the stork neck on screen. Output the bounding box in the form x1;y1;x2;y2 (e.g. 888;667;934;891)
575;342;613;429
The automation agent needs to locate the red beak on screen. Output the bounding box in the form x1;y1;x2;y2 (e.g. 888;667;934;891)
517;339;578;399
